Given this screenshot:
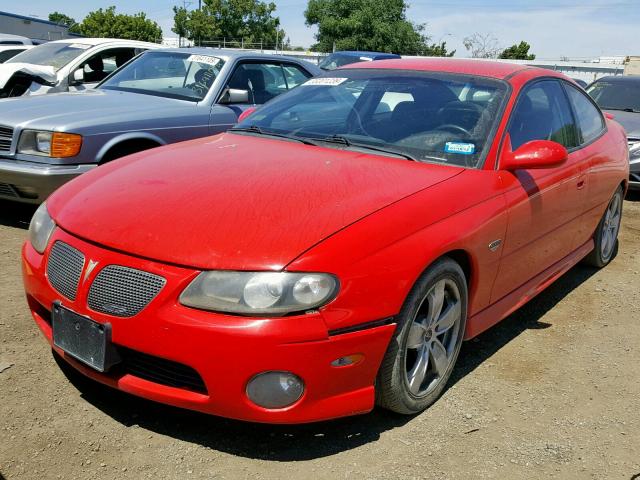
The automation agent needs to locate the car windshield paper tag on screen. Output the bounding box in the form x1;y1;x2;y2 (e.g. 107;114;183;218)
302;77;347;86
444;142;475;155
186;54;220;66
69;43;91;50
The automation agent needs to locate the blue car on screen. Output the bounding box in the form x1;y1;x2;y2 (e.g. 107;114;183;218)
318;51;401;71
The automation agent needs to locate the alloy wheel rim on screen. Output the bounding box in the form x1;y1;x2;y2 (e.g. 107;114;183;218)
601;193;621;260
404;278;462;397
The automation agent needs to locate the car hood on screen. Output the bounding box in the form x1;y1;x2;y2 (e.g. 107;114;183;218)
605;109;640;139
0;62;56;88
0;89;194;129
48;133;463;270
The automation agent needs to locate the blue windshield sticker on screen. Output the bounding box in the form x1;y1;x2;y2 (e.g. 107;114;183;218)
444;142;475;155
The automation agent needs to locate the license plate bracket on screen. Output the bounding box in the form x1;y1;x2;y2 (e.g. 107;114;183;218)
52;301;120;372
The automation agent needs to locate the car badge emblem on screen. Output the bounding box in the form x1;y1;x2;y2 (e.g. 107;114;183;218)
488;239;502;252
83;259;99;282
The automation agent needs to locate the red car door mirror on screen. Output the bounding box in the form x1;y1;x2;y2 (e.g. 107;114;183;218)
501;136;568;171
238;107;257;123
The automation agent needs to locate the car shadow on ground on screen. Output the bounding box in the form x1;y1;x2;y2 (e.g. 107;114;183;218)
625;190;640;202
0;200;36;229
55;262;600;461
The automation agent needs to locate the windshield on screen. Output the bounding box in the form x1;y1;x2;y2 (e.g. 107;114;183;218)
235;70;508;168
7;43;90;71
587;81;640;112
319;54;373;71
100;51;225;102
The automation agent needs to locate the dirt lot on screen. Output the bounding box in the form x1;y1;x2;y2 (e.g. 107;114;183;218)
1;195;639;480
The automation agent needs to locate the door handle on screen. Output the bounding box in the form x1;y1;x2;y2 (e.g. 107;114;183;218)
577;179;586;190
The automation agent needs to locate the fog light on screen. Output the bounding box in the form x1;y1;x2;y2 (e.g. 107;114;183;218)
246;371;304;409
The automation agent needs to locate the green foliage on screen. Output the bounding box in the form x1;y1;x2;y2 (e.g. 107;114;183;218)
78;6;162;42
499;41;536;60
48;12;81;33
172;6;189;41
424;41;455;57
304;0;447;56
174;0;286;47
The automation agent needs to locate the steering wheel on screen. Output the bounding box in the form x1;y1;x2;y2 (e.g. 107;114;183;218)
433;124;473;137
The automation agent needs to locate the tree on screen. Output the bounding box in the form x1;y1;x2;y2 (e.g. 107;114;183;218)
79;6;162;42
172;6;189;46
48;12;81;33
175;0;286;48
463;32;501;59
499;41;536;60
424;41;455;57
304;0;441;56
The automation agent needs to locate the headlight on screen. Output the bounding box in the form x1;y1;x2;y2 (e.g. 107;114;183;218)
18;130;82;157
629;141;640;161
180;271;339;315
28;202;56;254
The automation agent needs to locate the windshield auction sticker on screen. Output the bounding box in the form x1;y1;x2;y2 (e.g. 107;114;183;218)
444;142;475;155
302;77;348;86
69;43;91;50
186;54;221;66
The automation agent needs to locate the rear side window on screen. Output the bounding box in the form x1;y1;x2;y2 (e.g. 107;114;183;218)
282;64;311;89
565;84;605;145
508;80;579;150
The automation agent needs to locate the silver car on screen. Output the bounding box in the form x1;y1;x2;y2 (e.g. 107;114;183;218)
0;38;159;98
0;48;320;203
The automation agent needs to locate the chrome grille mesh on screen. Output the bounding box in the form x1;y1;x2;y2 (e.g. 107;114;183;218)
0;125;13;152
87;265;166;317
47;241;85;301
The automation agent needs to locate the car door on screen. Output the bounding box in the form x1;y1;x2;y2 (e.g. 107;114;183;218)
209;60;313;134
563;82;611;244
68;47;139;92
491;79;586;302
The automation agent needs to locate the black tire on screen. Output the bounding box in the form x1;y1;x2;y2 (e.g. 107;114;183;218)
100;141;159;164
583;186;623;268
376;257;468;414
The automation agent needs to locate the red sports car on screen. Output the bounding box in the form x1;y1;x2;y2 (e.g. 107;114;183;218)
22;59;629;423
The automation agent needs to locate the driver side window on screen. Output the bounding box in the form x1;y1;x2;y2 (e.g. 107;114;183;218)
508;80;579;150
77;48;137;84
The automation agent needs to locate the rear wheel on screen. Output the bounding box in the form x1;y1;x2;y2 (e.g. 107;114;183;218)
583;186;623;268
376;257;467;414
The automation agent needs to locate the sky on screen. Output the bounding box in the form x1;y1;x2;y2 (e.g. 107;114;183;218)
9;0;640;59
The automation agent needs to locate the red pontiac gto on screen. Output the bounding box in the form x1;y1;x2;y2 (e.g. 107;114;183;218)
22;59;629;423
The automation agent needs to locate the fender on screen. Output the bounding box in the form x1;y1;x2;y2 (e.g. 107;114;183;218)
96;132;167;163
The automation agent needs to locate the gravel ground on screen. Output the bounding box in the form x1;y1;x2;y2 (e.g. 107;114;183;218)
1;194;639;480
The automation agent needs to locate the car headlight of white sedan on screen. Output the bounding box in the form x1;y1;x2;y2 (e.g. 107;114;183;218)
180;271;339;315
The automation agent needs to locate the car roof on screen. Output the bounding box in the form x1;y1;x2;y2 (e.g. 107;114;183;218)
150;47;314;63
332;51;400;58
344;57;540;80
48;38;160;48
591;75;640;84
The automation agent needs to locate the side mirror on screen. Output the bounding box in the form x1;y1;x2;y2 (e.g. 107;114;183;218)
501;136;568;171
71;68;84;84
219;88;249;104
238;107;257;123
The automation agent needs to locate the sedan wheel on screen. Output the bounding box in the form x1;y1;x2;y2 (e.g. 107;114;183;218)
584;186;623;268
376;257;467;414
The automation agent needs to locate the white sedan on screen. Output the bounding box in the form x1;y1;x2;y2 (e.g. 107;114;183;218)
0;38;160;98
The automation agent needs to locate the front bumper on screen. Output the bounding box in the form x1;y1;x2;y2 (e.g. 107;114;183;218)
22;228;395;423
630;157;640;190
0;158;94;203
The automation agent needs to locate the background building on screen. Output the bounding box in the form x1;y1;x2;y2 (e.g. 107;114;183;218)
0;11;81;44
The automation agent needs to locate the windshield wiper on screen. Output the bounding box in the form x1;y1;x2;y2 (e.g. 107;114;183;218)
316;135;417;161
602;107;639;113
230;126;318;145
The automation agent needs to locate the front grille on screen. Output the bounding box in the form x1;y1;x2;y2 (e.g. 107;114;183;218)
87;265;166;317
0;125;13;152
0;182;18;198
47;241;85;301
119;347;207;394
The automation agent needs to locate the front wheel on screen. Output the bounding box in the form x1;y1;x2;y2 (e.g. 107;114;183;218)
583;186;623;268
376;257;467;414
